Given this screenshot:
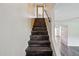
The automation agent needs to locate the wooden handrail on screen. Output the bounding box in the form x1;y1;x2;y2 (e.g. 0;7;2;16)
44;9;51;22
44;9;57;56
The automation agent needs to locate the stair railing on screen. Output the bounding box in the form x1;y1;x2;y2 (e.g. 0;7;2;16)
44;9;51;22
44;9;57;56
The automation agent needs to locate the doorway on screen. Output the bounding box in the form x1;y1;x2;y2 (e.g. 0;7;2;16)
36;5;44;18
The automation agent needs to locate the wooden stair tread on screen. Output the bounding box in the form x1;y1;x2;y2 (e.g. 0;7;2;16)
28;40;50;43
30;35;49;40
26;46;52;51
31;31;48;35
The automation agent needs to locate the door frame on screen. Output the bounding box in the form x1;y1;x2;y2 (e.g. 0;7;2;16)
36;5;44;18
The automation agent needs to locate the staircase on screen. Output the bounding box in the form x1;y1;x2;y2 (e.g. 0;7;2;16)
25;18;52;56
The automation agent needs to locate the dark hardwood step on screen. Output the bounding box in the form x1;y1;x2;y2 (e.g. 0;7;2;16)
33;24;46;27
26;46;52;56
28;40;50;47
32;27;47;31
35;18;45;20
29;44;50;47
33;18;46;27
34;18;45;24
30;35;49;40
31;31;48;35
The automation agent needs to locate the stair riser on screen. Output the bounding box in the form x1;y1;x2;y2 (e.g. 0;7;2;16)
31;31;48;35
34;21;46;25
30;38;49;40
32;29;47;31
34;22;46;25
34;22;46;27
32;27;47;31
33;25;46;27
29;44;50;47
26;51;52;56
28;43;50;46
30;35;49;40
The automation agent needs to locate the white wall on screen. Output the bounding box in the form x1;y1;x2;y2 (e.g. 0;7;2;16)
0;3;33;56
44;4;56;55
45;4;61;56
55;3;79;46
